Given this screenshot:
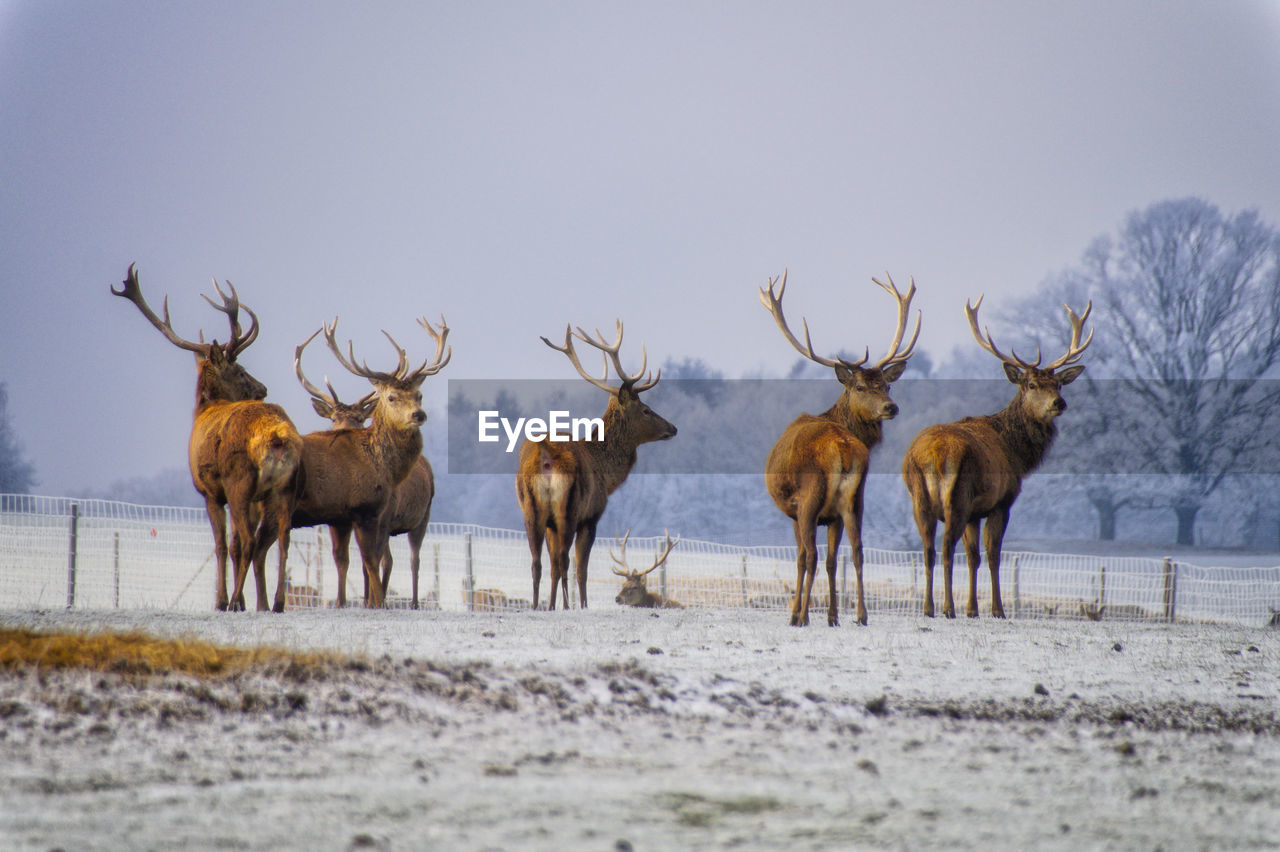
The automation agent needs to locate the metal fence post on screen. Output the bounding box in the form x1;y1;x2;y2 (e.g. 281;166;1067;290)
113;531;121;608
1012;555;1020;619
658;543;668;602
65;503;79;610
433;542;441;609
464;531;474;611
1162;557;1177;623
840;551;847;613
740;553;748;607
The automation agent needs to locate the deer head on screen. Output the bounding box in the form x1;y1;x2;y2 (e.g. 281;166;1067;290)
320;315;451;433
294;328;376;430
760;270;919;424
965;296;1092;423
542;320;677;445
112;263;267;404
610;529;680;607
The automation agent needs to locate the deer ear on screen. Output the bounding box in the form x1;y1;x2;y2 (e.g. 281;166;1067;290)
1056;364;1085;385
880;360;908;383
1002;362;1024;384
310;398;334;419
833;364;855;385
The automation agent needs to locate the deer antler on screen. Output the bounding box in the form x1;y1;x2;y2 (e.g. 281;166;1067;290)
1044;301;1093;370
760;270;920;372
542;319;660;396
610;529;679;577
111;263;210;355
965;296;1092;371
323;315;452;386
200;278;260;357
294;327;375;411
869;273;921;371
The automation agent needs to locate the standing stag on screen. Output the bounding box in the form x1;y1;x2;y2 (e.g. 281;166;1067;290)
112;264;302;612
761;271;919;626
294;333;436;608
902;297;1091;618
289;317;449;607
610;530;683;609
516;321;677;610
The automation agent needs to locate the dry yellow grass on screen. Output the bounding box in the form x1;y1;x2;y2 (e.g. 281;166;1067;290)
0;627;334;678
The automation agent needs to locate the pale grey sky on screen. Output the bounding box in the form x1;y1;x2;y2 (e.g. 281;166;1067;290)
2;1;1279;494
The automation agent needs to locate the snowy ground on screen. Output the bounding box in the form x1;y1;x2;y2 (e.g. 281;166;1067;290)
2;606;1278;850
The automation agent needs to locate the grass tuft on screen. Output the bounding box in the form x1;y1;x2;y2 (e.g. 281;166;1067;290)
0;627;337;679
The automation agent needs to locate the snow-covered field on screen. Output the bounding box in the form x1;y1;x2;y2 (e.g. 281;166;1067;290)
2;606;1278;850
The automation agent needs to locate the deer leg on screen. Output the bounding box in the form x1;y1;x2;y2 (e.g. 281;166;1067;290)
329;524;353;607
524;514;547;611
962;521;982;618
251;496;290;613
380;542;395;604
911;502;937;618
354;521;386;607
825;523;843;627
547;526;567;610
843;479;868;626
984;507;1009;619
791;515;818;627
408;525;427;610
227;500;258;612
940;514;964;620
573;520;597;609
206;498;231;610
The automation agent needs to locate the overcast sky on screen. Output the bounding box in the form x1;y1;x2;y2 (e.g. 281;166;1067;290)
2;1;1279;495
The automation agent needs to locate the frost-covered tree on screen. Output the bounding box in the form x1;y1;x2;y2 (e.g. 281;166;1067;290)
0;383;36;493
1006;198;1280;545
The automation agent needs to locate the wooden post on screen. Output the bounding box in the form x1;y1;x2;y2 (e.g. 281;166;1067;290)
464;532;474;611
65;503;79;610
1161;557;1177;623
113;531;121;608
1012;555;1020;619
740;553;749;607
840;550;848;613
432;542;441;610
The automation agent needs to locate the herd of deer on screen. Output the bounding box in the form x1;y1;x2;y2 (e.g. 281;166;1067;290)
113;263;1091;626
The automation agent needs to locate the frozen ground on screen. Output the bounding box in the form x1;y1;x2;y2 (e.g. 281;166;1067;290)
1;606;1278;850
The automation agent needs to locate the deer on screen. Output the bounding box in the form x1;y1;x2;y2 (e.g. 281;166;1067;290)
610;529;683;609
516;321;677;610
294;332;436;608
760;271;919;626
902;296;1092;619
111;263;302;612
289;316;450;608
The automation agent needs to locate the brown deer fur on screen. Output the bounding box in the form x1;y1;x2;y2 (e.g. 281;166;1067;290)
516;322;676;610
112;264;302;612
289;318;448;608
761;272;919;626
902;297;1091;618
295;335;436;608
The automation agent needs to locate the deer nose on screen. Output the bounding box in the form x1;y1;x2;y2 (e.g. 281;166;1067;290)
412;409;427;424
1052;398;1067;413
884;402;899;418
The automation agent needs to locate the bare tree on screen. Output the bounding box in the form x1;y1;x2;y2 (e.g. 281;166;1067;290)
1009;198;1280;545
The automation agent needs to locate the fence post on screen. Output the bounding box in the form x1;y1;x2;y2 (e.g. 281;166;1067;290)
1012;555;1020;619
840;551;847;613
65;503;79;610
433;542;441;610
1162;557;1177;623
464;532;474;611
740;553;749;607
113;531;121;608
315;528;325;603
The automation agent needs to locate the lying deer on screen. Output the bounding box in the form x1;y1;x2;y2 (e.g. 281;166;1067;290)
610;530;683;609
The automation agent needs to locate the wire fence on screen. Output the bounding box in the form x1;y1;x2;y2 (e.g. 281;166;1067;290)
3;495;1279;627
